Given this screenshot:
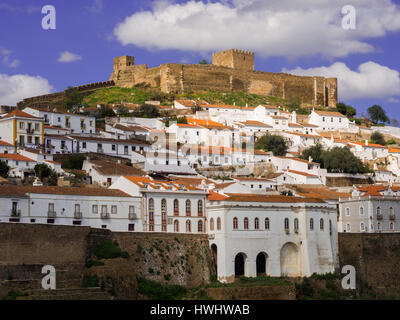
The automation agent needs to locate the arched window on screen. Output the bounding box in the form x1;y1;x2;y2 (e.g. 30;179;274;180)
254;218;259;230
161;199;167;231
174;220;179;232
345;208;350;216
377;207;381;215
265;218;270;230
161;199;167;213
217;217;221;230
310;218;314;230
186;220;191;232
360;222;365;232
390;222;394;231
294;218;299;231
244;217;249;230
233;217;238;230
320;218;324;230
148;198;154;231
377;222;381;231
210;218;214;231
284;218;289;230
198;220;203;233
185;199;191;216
360;206;364;216
173;199;179;216
390;207;394;217
198;200;203;216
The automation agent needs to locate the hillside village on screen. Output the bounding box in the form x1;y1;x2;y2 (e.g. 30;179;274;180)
1;50;400;286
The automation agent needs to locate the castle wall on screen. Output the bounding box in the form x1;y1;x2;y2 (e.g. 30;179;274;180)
110;53;338;107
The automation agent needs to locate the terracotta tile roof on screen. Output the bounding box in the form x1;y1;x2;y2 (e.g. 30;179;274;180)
349;141;386;148
202;124;234;131
44;125;70;131
169;176;213;186
234;177;274;182
286;170;318;177
302;122;319;127
208;190;229;201
238;120;272;127
288;185;350;200
114;124;149;132
213;182;235;190
314;110;346;117
71;135;149;145
0;153;35;162
124;176;202;191
176;123;202;128
0;140;13;147
271;116;288;120
45;160;60;165
2;110;42;119
288;123;303;127
388;147;400;153
90;160;146;176
221;193;325;203
175;100;195;107
283;131;321;139
276;156;319;165
260;105;279;109
186;118;223;126
0;185;131;197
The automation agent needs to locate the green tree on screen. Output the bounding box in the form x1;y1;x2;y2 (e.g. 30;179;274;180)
62;154;86;170
370;131;385;146
0;160;9;178
367;105;389;124
133;104;160;118
300;143;324;165
100;105;116;118
198;59;210;64
34;164;58;186
346;105;356;117
63;88;83;110
321;147;367;174
255;134;288;156
336;102;347;115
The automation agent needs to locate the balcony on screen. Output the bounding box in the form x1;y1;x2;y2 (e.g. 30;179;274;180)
129;212;136;220
377;213;383;220
47;211;56;218
11;209;21;217
390;213;396;220
26;128;34;134
101;212;110;219
74;212;82;220
81;124;86;130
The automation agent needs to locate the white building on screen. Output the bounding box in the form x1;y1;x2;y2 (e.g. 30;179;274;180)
207;193;338;282
308;110;349;131
23;107;96;134
110;176;208;233
0;185;140;232
339;185;400;233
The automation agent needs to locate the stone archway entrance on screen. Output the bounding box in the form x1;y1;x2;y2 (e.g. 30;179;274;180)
256;252;269;275
234;253;246;277
280;242;300;277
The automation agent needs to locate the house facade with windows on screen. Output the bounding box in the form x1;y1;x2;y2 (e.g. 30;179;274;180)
23;107;96;134
308;110;349;131
0;186;141;232
110;176;208;234
207;193;338;283
0;110;44;150
338;185;400;233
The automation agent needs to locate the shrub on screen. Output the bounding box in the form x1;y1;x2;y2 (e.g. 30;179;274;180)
62;154;86;170
82;275;99;288
93;240;122;259
164;274;171;281
137;278;187;300
85;259;105;268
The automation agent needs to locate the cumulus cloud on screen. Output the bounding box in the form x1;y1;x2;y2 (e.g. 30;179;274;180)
0;74;53;105
113;0;400;58
0;46;20;68
284;62;400;101
58;51;83;63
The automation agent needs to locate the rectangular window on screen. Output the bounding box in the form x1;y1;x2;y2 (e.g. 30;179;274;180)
35;123;40;131
83;142;86;149
35;137;39;145
111;205;117;214
74;204;80;213
27;136;32;144
19;122;24;129
101;205;107;213
128;224;135;231
92;205;98;214
112;144;116;151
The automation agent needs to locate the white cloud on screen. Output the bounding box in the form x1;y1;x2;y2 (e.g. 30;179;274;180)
283;62;400;101
88;0;103;13
113;0;400;58
0;46;20;68
58;51;83;63
0;74;53;106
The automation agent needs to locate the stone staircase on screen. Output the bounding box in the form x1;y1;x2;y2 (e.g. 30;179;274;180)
17;287;112;300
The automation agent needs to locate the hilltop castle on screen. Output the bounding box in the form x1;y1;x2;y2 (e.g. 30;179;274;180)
110;49;337;107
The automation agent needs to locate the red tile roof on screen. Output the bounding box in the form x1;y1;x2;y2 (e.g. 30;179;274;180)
2;110;42;119
0;153;35;162
222;193;325;203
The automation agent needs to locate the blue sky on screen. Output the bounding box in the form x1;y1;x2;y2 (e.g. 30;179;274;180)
1;0;400;121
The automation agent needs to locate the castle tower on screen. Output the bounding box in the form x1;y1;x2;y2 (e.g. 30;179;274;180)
212;49;254;71
113;56;135;70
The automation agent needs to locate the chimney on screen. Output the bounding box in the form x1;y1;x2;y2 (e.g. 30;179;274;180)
308;156;312;163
